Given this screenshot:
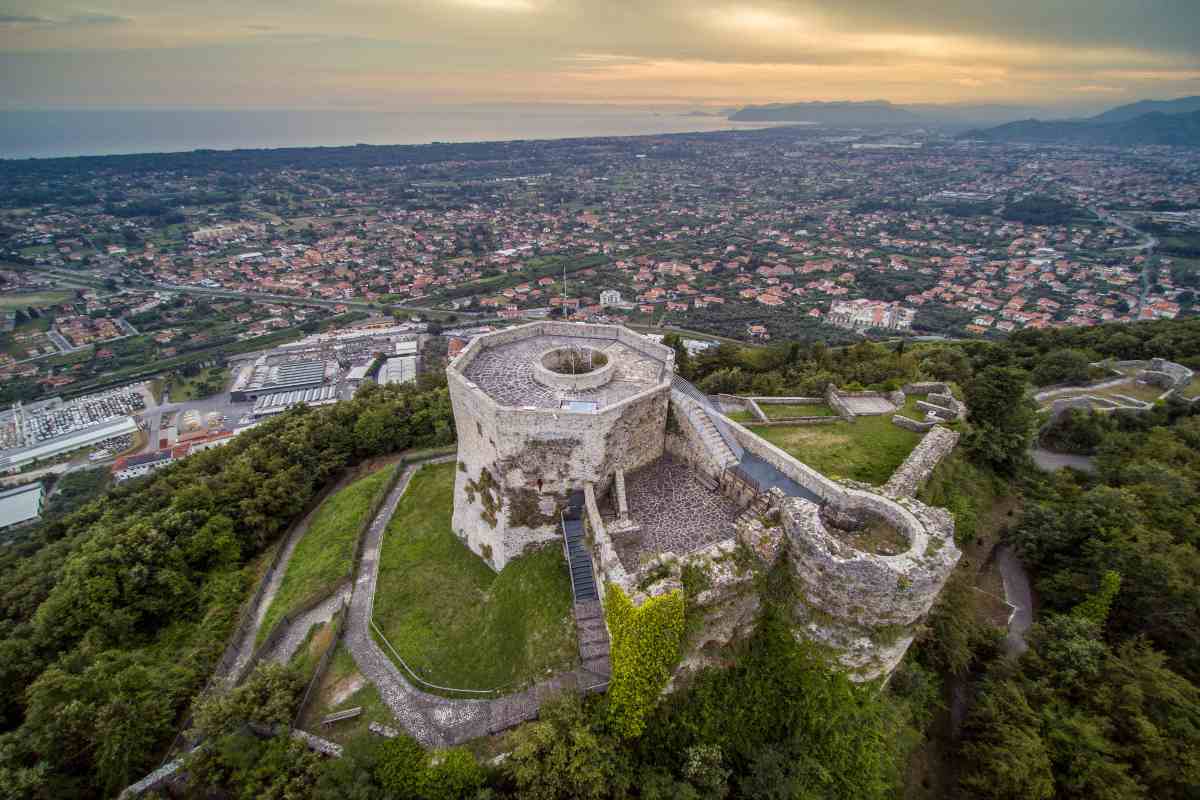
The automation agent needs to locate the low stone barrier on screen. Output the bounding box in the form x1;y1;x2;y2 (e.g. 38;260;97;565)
883;425;960;499
746;416;842;427
293;604;348;728
825;385;856;421
891;414;936;433
248;460;409;679
584;482;630;597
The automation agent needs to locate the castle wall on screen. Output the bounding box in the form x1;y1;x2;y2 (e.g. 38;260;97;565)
448;355;669;570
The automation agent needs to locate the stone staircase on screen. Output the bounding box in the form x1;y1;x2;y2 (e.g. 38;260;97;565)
575;600;611;680
561;491;611;683
693;403;739;469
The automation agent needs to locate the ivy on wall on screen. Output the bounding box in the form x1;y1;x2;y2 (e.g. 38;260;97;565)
604;584;686;738
464;467;501;527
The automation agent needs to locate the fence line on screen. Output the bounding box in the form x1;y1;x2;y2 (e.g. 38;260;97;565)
369;618;499;696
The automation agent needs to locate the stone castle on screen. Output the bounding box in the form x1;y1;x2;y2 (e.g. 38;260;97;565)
447;322;962;680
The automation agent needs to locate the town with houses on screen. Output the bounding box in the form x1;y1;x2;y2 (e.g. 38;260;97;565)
0;126;1197;533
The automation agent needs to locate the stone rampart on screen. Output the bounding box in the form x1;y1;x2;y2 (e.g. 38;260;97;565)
825;384;856;421
783;494;958;677
883;425;959;499
449;327;670;570
890;414;936;433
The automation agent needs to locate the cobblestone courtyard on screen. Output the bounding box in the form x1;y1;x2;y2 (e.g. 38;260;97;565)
602;453;740;570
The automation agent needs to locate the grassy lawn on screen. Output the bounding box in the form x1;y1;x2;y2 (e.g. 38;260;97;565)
0;290;75;310
759;402;834;419
258;463;398;643
164;366;229;402
1178;382;1200;401
373;461;578;693
749;397;926;485
725;409;758;423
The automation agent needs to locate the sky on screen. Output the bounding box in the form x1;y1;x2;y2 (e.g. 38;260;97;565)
1;0;1198;111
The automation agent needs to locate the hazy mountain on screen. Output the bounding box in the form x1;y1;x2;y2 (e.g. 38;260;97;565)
1089;96;1200;124
964;110;1200;146
728;101;923;125
728;100;1060;128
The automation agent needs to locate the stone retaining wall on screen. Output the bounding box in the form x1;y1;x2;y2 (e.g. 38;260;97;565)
891;414;936;433
883;426;960;498
825;384;856;421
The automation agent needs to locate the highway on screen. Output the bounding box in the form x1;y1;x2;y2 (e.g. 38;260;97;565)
139;280;483;320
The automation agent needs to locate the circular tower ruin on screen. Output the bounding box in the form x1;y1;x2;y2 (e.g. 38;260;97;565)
446;322;675;570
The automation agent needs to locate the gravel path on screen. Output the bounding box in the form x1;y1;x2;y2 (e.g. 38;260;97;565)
344;456;608;746
263;586;351;665
222;493;333;684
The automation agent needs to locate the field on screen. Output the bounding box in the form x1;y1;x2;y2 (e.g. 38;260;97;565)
372;461;577;693
725;409;757;423
258;463;398;643
0;290;75;311
758;402;835;419
1178;381;1200;401
748;395;927;485
164;366;229;402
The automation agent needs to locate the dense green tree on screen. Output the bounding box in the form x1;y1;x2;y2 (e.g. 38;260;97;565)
963;365;1039;475
1031;348;1093;387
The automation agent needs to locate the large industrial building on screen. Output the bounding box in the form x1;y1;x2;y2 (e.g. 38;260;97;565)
0;482;44;530
229;358;329;402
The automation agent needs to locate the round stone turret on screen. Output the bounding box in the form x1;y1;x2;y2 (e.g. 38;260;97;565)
446;322;674;570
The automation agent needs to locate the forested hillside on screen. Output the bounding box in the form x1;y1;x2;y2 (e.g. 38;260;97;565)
0;378;454;797
3;317;1200;799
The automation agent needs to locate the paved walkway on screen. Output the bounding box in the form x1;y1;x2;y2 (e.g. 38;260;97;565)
995;544;1034;657
220;486;340;685
343;457;609;746
263;586;351;665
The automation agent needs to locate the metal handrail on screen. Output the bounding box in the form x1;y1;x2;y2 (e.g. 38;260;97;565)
560;511;580;603
370;618;499;696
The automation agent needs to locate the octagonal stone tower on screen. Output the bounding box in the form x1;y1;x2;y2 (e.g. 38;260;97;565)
447;322;674;570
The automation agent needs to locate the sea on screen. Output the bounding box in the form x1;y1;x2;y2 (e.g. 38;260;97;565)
0;107;777;159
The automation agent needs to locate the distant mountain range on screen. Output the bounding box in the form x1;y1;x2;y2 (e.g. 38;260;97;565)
965;97;1200;146
1089;96;1200;124
727;96;1200;146
727;100;1058;128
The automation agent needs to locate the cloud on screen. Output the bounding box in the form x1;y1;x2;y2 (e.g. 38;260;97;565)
0;10;129;26
0;0;1197;109
0;13;51;23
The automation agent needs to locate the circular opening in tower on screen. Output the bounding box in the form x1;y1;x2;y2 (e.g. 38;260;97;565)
820;505;911;556
541;347;608;375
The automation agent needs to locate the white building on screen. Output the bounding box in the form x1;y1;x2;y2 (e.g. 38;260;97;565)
827;299;915;333
380;356;418;386
600;289;622;307
0;482;44;529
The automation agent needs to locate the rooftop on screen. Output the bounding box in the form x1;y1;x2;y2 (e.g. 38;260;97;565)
452;322;673;411
0;482;43;530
